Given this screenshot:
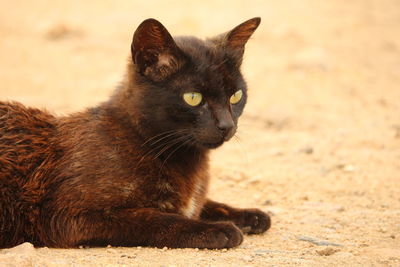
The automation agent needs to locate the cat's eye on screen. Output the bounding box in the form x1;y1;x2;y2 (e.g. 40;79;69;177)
183;92;203;106
230;90;243;104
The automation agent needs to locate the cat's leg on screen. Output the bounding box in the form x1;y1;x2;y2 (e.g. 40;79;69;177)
44;208;243;249
200;200;271;234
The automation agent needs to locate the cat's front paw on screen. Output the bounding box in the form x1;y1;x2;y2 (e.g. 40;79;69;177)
233;209;271;234
200;221;243;249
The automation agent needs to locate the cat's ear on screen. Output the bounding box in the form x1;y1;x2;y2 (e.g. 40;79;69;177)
226;17;261;50
217;17;261;64
131;19;185;82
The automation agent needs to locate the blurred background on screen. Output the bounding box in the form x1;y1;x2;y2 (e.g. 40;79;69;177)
0;0;399;265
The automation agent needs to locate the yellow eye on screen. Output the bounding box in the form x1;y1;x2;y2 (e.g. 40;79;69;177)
230;90;243;104
183;92;203;106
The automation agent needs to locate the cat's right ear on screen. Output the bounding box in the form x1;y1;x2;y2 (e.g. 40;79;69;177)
214;17;261;66
131;19;185;82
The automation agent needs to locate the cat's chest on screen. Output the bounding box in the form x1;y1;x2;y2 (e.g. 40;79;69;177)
117;146;210;218
158;175;208;218
179;178;207;218
150;170;208;219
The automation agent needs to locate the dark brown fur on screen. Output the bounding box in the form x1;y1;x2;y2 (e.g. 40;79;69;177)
0;18;270;249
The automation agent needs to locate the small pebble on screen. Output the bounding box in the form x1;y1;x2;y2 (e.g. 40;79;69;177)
316;247;339;256
4;242;35;255
344;165;355;172
379;227;387;233
124;255;136;259
107;248;117;253
162;246;168;251
263;200;272;205
336;164;356;172
248;177;261;184
242;255;254;262
337;207;345;212
299;146;314;154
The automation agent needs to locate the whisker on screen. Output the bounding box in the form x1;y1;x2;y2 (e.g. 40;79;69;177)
158;136;194;173
137;129;190;166
152;135;189;160
233;134;250;168
141;129;189;147
148;129;190;147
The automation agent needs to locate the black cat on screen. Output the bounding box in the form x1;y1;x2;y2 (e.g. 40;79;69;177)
0;17;270;249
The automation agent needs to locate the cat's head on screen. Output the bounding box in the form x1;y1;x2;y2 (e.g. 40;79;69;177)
129;18;260;149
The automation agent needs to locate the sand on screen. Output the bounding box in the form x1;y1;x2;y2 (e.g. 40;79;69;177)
0;0;399;266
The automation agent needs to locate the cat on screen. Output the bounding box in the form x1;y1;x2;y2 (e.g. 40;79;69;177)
0;17;270;249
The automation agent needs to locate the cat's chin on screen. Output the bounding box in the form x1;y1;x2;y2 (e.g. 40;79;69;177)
198;140;225;149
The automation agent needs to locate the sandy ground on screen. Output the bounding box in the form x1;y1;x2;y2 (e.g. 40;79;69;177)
1;0;400;266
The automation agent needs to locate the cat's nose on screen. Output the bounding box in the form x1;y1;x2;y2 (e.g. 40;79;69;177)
213;106;235;140
216;119;235;140
217;119;234;132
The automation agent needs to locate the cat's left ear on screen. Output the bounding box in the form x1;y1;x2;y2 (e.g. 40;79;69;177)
131;19;185;82
217;17;261;64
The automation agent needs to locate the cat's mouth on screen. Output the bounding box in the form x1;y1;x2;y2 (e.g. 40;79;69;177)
197;129;236;149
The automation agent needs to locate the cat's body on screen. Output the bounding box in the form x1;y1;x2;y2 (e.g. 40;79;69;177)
0;18;270;249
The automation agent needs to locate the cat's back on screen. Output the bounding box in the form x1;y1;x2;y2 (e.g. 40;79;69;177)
0;101;55;128
0;101;57;182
